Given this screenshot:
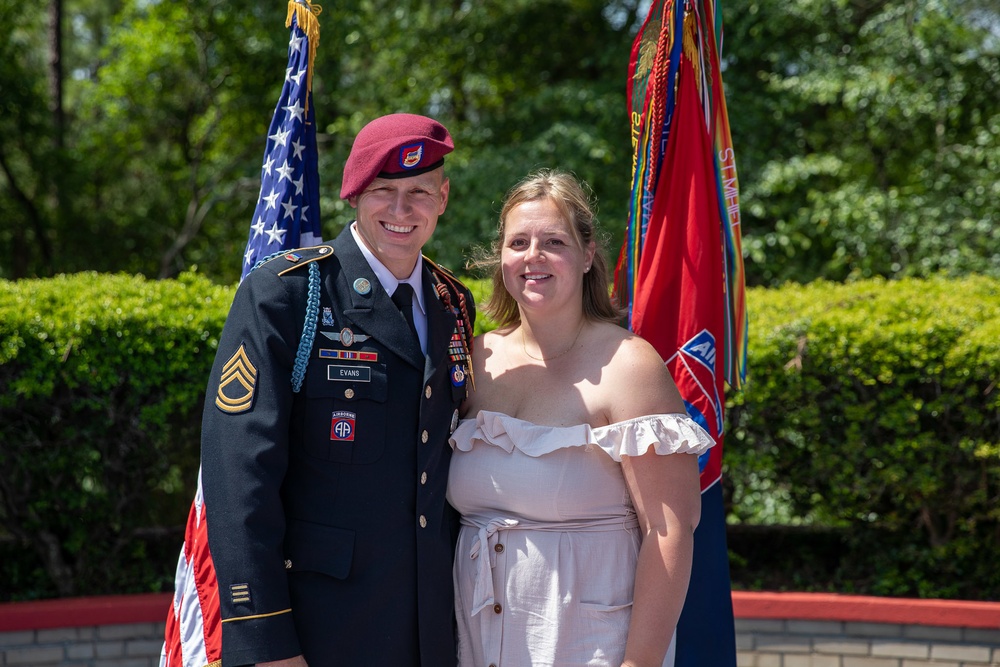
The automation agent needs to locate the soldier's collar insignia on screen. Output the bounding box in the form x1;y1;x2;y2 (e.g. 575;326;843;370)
353;278;372;295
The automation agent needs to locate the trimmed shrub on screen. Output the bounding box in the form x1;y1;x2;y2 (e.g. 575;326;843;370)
0;272;232;599
725;275;1000;599
2;273;999;600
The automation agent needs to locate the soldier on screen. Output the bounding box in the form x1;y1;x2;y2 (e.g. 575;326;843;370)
201;113;475;667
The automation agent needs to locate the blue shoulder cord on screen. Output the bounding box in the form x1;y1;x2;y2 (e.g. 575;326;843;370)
291;262;320;393
250;252;321;394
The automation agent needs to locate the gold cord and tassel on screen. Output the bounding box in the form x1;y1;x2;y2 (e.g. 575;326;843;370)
286;0;322;116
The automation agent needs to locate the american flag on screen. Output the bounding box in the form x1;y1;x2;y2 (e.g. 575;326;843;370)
240;2;323;280
161;5;322;666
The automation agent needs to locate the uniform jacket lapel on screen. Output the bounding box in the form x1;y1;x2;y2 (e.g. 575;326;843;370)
331;229;424;369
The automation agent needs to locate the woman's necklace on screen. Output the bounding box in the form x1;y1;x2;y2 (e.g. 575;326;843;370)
520;321;585;362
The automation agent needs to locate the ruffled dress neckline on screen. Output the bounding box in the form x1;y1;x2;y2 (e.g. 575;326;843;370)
450;410;715;461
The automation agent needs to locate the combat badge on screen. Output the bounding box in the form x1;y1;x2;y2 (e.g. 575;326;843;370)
215;343;257;414
320;327;371;347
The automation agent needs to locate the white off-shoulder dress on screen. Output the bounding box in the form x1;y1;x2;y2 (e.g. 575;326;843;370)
447;410;715;667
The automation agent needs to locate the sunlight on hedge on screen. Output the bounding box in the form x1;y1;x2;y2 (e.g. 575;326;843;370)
2;272;999;599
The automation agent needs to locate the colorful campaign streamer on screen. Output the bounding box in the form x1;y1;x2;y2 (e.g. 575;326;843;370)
618;0;746;393
613;1;747;665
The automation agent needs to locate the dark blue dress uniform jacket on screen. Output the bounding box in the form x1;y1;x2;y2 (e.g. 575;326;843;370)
201;227;474;666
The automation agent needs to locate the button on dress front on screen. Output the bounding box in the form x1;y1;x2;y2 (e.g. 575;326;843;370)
447;411;715;667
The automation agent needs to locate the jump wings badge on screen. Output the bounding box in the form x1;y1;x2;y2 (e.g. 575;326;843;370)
215;343;258;414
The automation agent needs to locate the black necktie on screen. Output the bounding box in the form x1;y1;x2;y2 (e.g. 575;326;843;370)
391;283;418;340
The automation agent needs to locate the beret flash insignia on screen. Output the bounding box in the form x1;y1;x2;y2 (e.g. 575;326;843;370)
215;343;257;414
400;143;424;169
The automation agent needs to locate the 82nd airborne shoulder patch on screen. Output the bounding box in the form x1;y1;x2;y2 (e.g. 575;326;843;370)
215;343;258;414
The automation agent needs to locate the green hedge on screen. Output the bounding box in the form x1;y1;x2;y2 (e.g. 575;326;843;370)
0;272;232;599
725;275;1000;599
2;273;999;601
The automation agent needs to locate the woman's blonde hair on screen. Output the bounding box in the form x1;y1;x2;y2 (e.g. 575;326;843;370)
469;169;621;329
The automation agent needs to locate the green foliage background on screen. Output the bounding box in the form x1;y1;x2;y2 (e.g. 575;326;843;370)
0;272;229;598
2;0;998;283
2;273;999;600
724;276;1000;599
7;273;1000;600
2;0;1000;602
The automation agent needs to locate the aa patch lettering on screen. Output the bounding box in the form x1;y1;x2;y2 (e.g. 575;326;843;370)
330;411;356;441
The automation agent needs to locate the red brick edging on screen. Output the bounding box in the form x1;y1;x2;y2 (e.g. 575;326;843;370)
731;591;1000;630
2;591;999;632
0;592;172;632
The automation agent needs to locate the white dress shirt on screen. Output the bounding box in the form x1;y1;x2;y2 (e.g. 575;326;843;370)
350;223;428;353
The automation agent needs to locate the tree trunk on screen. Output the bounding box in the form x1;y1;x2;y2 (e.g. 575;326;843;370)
48;0;64;150
45;0;64;277
36;530;76;597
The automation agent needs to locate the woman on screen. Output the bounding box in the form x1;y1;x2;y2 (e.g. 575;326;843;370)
447;170;715;667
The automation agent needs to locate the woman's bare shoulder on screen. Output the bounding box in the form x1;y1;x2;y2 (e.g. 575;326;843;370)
596;325;663;368
474;328;517;364
598;327;684;421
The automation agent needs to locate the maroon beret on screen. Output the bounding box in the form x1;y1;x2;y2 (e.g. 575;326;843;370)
340;113;454;199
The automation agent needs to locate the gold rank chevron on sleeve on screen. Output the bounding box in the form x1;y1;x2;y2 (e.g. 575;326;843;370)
215;344;258;414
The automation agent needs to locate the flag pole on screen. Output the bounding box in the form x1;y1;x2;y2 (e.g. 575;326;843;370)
614;0;747;664
160;4;322;664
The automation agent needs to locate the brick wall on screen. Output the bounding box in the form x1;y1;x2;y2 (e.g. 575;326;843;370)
1;592;999;666
0;594;167;667
733;592;1000;667
0;623;164;667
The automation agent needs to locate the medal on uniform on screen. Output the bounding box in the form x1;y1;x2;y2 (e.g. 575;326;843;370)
322;307;335;327
427;262;475;390
447;331;470;389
